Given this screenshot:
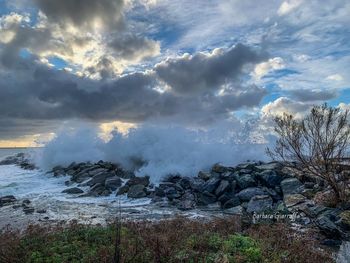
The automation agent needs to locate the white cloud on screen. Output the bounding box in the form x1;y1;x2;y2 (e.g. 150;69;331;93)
326;74;343;81
277;0;303;16
252;57;285;80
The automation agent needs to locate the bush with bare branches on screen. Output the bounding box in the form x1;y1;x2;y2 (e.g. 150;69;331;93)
267;103;350;202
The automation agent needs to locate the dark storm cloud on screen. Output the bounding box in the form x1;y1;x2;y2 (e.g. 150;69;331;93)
155;44;266;95
0;44;267;138
289;89;338;102
33;0;124;30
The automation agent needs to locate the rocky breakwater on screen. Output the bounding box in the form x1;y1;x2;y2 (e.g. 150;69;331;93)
0;152;36;170
50;160;350;246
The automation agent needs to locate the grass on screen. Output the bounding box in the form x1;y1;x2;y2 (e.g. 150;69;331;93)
0;217;334;263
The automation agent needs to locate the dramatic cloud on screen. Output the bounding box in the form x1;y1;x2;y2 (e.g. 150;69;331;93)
155;44;266;95
289;89;337;102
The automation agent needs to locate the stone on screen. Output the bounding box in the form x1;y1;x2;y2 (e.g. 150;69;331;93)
280;178;304;196
164;187;181;200
177;192;196;210
179;177;192;190
247;195;273;213
321;239;342;247
236;187;265;202
256;162;283;171
190;178;206;192
104;176;122;191
304;182;315;189
198;171;211;181
257;170;282;188
196;191;217;206
223;205;243;216
116;185;129;195
211;163;231;174
215;180;231;197
0;195;17;207
283;194;307;208
88;183;110;196
218;192;236;204
222;197;241;209
338;210;350;231
235;174;256;189
127;184;147;198
86;171;116;186
203;177;221;193
22;199;31;205
115;169;135;179
62;187;84;194
36;209;47;214
126;176;150;187
154;187;166;197
23;206;35;214
315;215;342;237
302;204;328;218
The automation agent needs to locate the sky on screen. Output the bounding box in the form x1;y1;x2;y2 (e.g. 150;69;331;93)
0;0;349;147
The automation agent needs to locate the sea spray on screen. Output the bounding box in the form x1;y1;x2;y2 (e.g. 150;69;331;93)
38;123;271;182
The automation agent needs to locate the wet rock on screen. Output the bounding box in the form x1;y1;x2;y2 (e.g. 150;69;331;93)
164;187;182;200
116;185;129;195
321;239;342;247
280;178;304;196
212;163;232;174
178;177;192;190
284;194;307;208
104;176;122;191
36;209;47;214
223;205;243;216
215;180;231;197
222;197;241;209
22;199;31;205
0;195;17;207
203;177;221;193
315;214;342;237
257;170;282;188
196;191;217;206
247;195;273;213
304;182;315;189
235;174;256;189
115;169;135;179
154;187;166;197
198;171;211;181
62;187;84;194
218;192;236;205
86;171;116;186
190;178;206;192
88;183;110;196
127;184;147;198
126;176;150;187
236;187;265;202
338;210;350;231
23;206;35;214
177;192;196;210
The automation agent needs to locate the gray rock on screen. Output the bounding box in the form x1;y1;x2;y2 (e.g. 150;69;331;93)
154;187;166;197
36;209;47;214
283;194;307;208
115;169;135;179
218;192;236;204
0;195;17;207
126;176;150;187
280;178;304;196
104;176;122;191
196;191;217;206
315;215;342;237
257;170;282;188
62;187;84;194
211;163;231;173
86;171;116;186
222;197;241;209
164;187;181;200
179;177;192;190
247;195;273;213
23;206;35;214
203;177;221;193
190;178;206;192
116;185;129;195
236;187;265;202
215;180;231;197
198;171;211;181
127;184;147;198
223;205;243;215
255;162;283;171
177;192;196;210
235;174;256;189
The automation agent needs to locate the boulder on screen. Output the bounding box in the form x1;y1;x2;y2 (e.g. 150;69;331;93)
280;178;304;196
247;195;273;213
218;192;236;204
203;177;221;193
86;171;116;186
164;187;181;200
190;178;206;192
222;197;241;209
257;170;282;188
235;174;256;189
23;206;35;214
315;215;342;237
62;187;84;194
236;187;265;202
196;191;217;206
0;195;17;206
211;163;231;174
104;176;122;191
198;171;211;181
223;205;243;216
115;169;135;179
177;192;196;210
127;184;147;198
178;177;192;190
154;187;166;197
283;194;307;208
255;162;283;171
88;183;110;196
215;180;231;197
116;185;129;195
338;210;350;231
126;176;150;187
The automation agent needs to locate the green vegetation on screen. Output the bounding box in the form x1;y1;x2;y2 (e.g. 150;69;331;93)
0;218;333;263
